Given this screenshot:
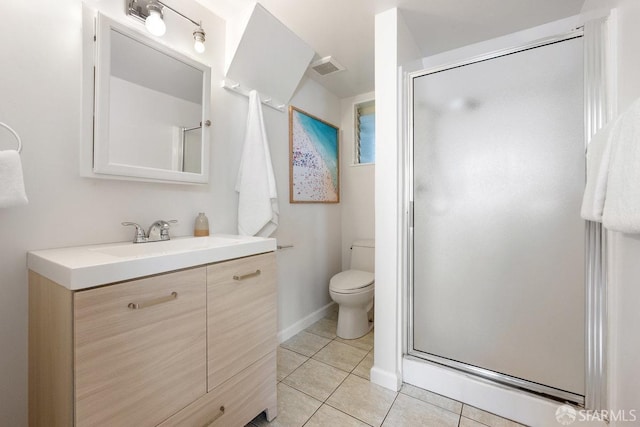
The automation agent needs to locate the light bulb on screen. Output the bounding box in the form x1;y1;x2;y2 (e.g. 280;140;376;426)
194;39;205;53
145;8;166;36
193;28;206;53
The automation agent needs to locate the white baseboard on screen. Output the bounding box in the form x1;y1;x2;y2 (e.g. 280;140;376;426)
370;366;402;391
277;302;336;343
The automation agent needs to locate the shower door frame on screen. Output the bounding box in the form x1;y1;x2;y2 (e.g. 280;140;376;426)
406;17;612;408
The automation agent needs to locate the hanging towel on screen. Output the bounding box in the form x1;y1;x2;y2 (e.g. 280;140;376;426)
235;90;279;236
0;150;28;208
602;98;640;233
580;119;618;222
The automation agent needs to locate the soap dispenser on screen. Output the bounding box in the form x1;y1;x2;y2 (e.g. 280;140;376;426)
194;212;210;237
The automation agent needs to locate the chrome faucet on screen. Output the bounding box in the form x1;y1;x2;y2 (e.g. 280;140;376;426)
122;220;177;243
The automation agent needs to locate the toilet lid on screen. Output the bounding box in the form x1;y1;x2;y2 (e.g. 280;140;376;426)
330;270;374;293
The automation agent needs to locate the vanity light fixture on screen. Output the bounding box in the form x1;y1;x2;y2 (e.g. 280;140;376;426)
144;2;166;36
127;0;206;53
193;27;206;53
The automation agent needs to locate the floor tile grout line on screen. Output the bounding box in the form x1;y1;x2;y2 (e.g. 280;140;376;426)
300;363;379;427
277;381;325;407
280;332;333;359
322;372;396;427
282;323;470;425
279;344;319;359
323;369;351;403
322;399;376;427
280;348;356;384
277;322;379;425
300;403;324;427
311;342;370;374
397;388;466;417
309;357;365;375
303;319;374;351
322;336;373;352
277;350;311;384
280;340;354;402
277;324;519;427
277;353;371;388
345;348;371;377
459;415;493;427
280;335;369;379
399;383;466;416
286;356;357;426
379;391;401;427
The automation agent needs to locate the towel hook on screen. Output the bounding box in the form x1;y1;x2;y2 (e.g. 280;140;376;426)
0;122;22;153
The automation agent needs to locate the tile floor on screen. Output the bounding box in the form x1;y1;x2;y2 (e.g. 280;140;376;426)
247;309;526;427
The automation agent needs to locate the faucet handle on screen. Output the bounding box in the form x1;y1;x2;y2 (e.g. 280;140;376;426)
162;220;178;239
148;219;177;241
122;222;147;243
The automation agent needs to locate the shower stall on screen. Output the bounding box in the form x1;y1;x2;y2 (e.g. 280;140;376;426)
407;19;610;408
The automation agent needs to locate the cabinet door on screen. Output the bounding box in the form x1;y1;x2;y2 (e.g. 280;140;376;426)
158;352;277;427
207;253;276;391
74;267;207;427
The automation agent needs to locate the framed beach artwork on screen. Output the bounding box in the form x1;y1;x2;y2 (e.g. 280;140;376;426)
289;106;340;203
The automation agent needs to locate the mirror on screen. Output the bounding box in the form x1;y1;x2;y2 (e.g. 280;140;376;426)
90;13;211;183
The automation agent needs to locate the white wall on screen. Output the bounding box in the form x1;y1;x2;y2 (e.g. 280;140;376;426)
372;8;421;391
0;1;340;424
267;78;342;338
586;0;640;423
339;92;375;269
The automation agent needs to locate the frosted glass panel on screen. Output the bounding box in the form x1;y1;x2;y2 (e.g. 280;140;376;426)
412;37;585;395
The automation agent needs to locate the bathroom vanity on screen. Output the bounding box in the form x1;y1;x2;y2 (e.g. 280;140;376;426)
27;235;277;427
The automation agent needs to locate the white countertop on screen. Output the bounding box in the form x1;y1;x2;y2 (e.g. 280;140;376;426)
27;234;277;290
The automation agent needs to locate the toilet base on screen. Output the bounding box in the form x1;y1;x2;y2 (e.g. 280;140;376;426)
336;305;374;339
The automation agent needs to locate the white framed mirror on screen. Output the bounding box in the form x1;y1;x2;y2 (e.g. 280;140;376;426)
83;12;211;184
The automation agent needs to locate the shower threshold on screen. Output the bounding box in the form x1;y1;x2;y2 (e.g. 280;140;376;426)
407;350;584;406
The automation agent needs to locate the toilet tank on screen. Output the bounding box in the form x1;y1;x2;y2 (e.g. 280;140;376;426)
350;240;375;272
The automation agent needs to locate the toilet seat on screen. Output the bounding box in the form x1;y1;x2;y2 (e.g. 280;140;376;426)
329;270;374;294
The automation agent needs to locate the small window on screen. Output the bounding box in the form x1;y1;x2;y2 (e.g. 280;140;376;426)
355;100;375;164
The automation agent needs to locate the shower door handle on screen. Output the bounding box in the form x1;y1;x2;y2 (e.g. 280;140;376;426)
409;201;414;228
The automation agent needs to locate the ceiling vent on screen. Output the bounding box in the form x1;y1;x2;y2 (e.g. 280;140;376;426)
309;56;345;76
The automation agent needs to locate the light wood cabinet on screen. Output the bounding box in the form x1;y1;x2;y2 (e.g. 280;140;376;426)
29;252;277;427
74;267;207;426
207;252;277;390
159;351;276;427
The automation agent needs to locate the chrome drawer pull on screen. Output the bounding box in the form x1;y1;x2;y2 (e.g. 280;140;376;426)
202;406;225;426
232;270;261;281
128;292;178;310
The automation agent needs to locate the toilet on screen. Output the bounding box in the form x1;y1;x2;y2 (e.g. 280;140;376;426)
329;240;375;339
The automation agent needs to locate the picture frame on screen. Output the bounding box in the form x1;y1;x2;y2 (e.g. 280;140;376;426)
289;106;340;203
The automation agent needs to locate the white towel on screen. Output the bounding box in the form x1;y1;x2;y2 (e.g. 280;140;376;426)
0;150;28;208
580;119;618;222
603;98;640;233
235;91;279;236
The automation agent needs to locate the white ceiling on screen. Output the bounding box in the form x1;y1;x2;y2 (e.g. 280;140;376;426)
202;0;586;99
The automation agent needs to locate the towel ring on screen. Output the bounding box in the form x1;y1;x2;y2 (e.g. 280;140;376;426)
0;122;22;153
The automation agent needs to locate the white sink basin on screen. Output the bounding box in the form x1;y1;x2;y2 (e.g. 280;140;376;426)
28;234;276;290
88;236;242;258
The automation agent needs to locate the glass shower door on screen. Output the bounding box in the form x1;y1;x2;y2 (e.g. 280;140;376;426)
411;36;585;398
